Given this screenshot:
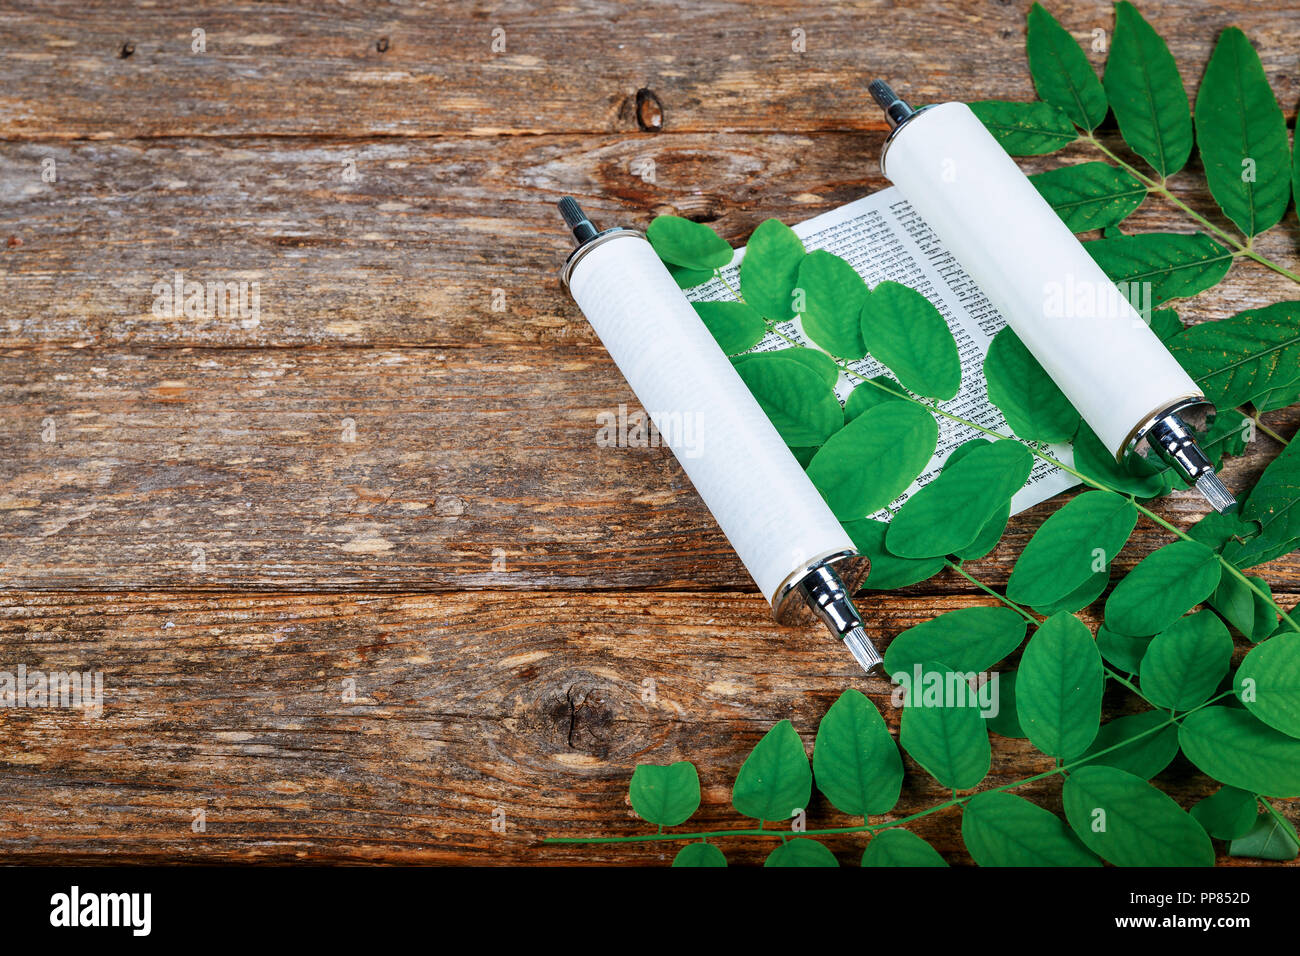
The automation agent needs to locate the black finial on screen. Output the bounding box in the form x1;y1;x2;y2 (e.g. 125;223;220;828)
869;79;916;128
558;197;600;245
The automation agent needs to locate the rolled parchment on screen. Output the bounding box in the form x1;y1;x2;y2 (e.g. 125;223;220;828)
558;200;880;672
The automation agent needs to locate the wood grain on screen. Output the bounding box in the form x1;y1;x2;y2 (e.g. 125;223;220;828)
3;136;1299;349
0;589;1289;865
2;0;1299;866
1;1;1294;140
2;344;1296;592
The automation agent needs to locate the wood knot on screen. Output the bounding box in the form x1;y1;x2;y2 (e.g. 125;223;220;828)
118;41;135;58
542;685;614;755
376;36;390;53
635;88;664;132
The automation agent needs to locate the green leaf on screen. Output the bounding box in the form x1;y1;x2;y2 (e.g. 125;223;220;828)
954;504;1010;562
731;720;812;822
1031;567;1110;616
1062;765;1214;866
883;606;1028;677
1210;572;1278;642
1016;612;1104;759
1139;611;1233;711
899;662;991;791
1199;408;1252;468
844;375;908;422
806;401;938;520
735;345;841;388
859;281;962;400
672;842;728;867
1149;307;1184;342
1179;706;1300;797
1008;491;1136;607
1235;632;1300;738
1072;422;1176;498
1229;813;1300;861
1169;302;1300;409
943;439;1012;561
1254;377;1300;412
667;263;714;289
1078;709;1180;780
812;689;904;817
1295;114;1300;234
1031;161;1147;232
1194;27;1291;237
1083;709;1182;778
646;215;733;270
629;761;702;826
1026;3;1108;130
789;445;818;468
886;440;1032;558
1190;786;1258;841
734;353;844;447
1102;2;1193;178
1085;232;1232;306
861;828;948;867
1189;503;1259;552
1104;539;1222;636
984;670;1026;738
740;218;806;320
962;791;1101;867
1096;626;1152;675
1222;438;1300;569
844;518;945;591
764;838;838;867
692;300;765;355
983;327;1081;443
967;100;1077;155
796;250;869;359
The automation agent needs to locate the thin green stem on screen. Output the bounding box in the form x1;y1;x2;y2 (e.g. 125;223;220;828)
945;560;1040;626
545;693;1236;846
1081;132;1300;285
1258;796;1295;835
1241;409;1290;447
1104;666;1144;698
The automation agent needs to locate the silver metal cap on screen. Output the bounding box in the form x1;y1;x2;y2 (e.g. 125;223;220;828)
796;563;884;675
1145;411;1238;513
843;625;884;673
1196;471;1237;514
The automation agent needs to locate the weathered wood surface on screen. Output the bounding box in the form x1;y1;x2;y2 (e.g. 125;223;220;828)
3;137;1300;348
0;590;1286;865
1;344;1297;592
1;1;1294;139
1;0;1298;865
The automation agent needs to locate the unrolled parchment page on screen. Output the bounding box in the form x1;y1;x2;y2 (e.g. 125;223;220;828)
685;188;1078;519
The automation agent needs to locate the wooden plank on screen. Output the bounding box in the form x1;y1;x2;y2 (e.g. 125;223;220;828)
0;589;1289;865
2;1;1294;139
2;343;1296;592
3;135;1298;349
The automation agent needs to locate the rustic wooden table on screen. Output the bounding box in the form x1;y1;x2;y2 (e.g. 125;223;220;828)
1;1;1296;866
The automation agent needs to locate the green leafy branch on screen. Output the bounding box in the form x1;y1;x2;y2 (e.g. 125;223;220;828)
550;2;1300;866
545;687;1255;867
